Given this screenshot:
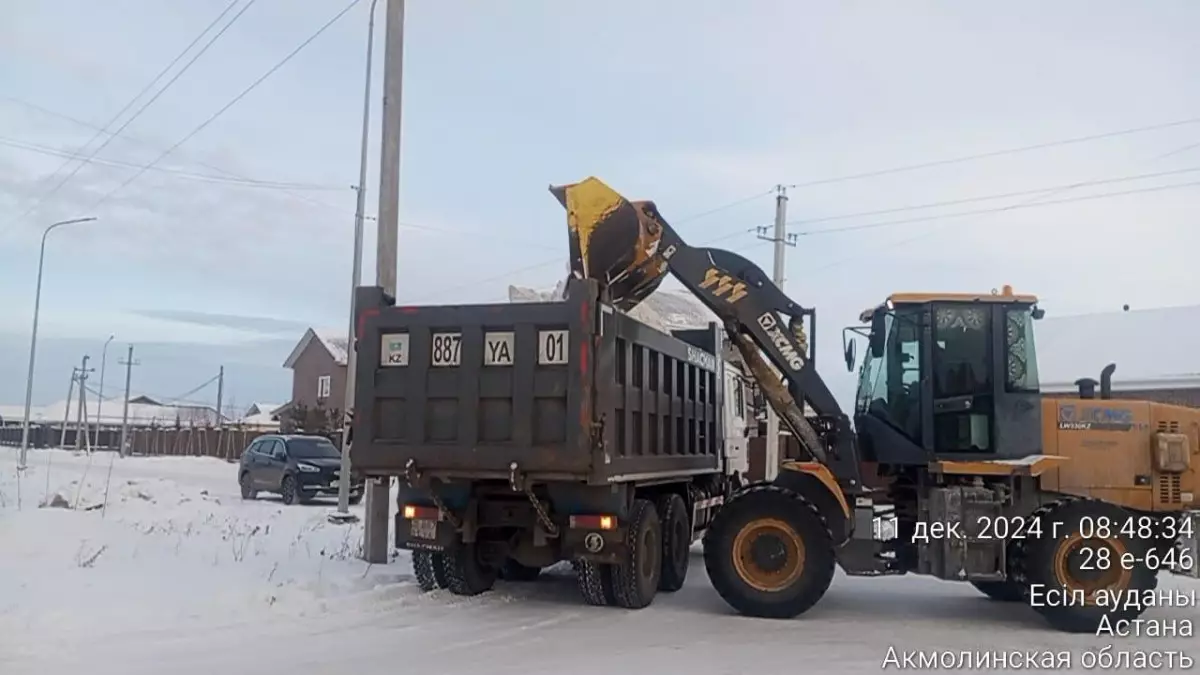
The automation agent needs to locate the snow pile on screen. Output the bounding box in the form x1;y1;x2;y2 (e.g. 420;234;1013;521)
508;280;717;333
0;449;406;642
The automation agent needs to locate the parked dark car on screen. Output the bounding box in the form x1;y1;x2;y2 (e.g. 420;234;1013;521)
238;434;364;505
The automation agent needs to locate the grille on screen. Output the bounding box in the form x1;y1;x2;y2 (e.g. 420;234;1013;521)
1157;474;1183;505
1157;420;1181;433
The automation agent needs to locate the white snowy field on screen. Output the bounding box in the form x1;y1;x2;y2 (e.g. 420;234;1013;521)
2;448;1197;674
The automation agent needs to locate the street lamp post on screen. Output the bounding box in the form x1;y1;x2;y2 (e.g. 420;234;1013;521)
18;217;98;470
94;334;114;448
334;0;381;520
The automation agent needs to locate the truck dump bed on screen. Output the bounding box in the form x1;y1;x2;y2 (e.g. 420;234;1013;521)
350;279;726;484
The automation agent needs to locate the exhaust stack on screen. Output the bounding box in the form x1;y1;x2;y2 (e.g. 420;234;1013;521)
1100;363;1116;400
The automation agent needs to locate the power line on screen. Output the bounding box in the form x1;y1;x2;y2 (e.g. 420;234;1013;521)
2;0;252;229
81;0;363;216
796;179;1200;236
785;165;1200;230
785;114;1200;190
163;373;222;404
0;136;344;190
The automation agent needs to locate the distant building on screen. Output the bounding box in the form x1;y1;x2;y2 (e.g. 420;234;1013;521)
283;328;348;416
1037;304;1200;407
237;402;288;430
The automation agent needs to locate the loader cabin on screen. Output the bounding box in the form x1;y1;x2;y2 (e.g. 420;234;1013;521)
846;286;1045;466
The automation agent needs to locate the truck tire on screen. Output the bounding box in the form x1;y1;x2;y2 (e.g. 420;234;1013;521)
440;543;498;596
610;498;663;609
412;550;448;591
500;559;542;582
1019;500;1157;633
702;484;835;619
970;580;1026;602
575;559;616;606
656;493;691;592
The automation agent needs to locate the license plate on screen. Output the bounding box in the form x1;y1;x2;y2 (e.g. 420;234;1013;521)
410;518;438;540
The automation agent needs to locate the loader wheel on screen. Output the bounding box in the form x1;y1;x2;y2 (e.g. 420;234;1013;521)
970;580;1026;603
575;559;617;606
610;499;663;609
1021;500;1156;633
656;493;691;592
412;550;448;592
703;485;835;619
440;543;498;596
500;559;542;582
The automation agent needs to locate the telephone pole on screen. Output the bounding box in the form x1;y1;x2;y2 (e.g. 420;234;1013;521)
60;368;77;448
756;185;795;481
73;355;92;451
215;366;225;425
118;345;139;457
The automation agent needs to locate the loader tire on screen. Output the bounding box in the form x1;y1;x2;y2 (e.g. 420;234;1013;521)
500;559;542;582
656;493;691;592
412;550;448;592
440;543;497;596
575;559;616;606
610;499;663;609
703;484;835;619
970;580;1026;603
1020;500;1157;633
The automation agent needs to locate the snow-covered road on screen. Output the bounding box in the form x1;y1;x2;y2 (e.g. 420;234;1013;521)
2;448;1196;674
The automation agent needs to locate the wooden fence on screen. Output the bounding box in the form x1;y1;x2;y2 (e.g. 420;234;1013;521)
0;424;285;461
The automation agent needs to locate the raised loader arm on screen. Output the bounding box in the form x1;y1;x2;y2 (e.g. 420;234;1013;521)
550;177;862;491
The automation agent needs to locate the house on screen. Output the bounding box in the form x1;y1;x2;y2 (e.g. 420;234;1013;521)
283;328;349;417
1037;304;1200;407
238;402;288;430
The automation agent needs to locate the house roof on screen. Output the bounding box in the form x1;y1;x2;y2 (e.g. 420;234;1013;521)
1037;303;1200;389
283;328;349;368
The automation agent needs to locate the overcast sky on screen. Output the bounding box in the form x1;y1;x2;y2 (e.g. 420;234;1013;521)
1;0;1198;407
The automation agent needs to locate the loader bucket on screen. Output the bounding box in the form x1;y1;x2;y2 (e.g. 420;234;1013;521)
549;177;669;310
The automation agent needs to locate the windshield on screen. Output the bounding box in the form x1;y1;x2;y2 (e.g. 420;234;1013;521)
287;438;340;460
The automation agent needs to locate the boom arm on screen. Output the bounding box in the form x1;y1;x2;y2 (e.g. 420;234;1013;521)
550;178;861;486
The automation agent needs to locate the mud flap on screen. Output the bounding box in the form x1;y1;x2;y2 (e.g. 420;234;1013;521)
548;177;669;309
1170;511;1199;579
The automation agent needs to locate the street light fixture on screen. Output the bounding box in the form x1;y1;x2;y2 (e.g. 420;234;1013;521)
18;216;98;469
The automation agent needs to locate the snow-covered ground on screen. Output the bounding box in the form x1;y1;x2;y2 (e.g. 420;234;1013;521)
2;448;1196;674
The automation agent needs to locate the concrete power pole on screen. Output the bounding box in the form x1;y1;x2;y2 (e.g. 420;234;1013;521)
60;368;77;448
73;355;91;451
215;366;225;425
755;185;795;481
361;0;405;565
118;345;139;457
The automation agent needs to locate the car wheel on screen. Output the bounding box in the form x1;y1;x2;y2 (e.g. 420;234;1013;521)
280;475;299;505
348;493;363;506
239;472;257;500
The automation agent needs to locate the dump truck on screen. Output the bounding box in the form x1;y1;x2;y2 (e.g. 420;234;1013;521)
547;176;1198;633
349;282;753;607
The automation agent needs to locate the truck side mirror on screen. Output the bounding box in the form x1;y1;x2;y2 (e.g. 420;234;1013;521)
869;312;887;358
843;338;857;373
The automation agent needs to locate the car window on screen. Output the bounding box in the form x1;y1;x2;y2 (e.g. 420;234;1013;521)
287;437;340;460
266;439;284;457
244;440;264;456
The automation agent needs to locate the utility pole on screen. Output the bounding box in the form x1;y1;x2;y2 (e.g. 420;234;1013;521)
73;355;91;451
60;368;77;448
95;334;113;448
360;0;405;564
756;185;795;481
118;345;138;457
215;365;225;425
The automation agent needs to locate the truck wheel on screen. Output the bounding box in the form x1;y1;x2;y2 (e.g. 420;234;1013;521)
970;580;1026;602
575;559;616;606
500;559;542;582
440;543;498;596
656;493;691;592
1020;500;1157;633
702;484;835;619
610;498;662;609
412;551;448;591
